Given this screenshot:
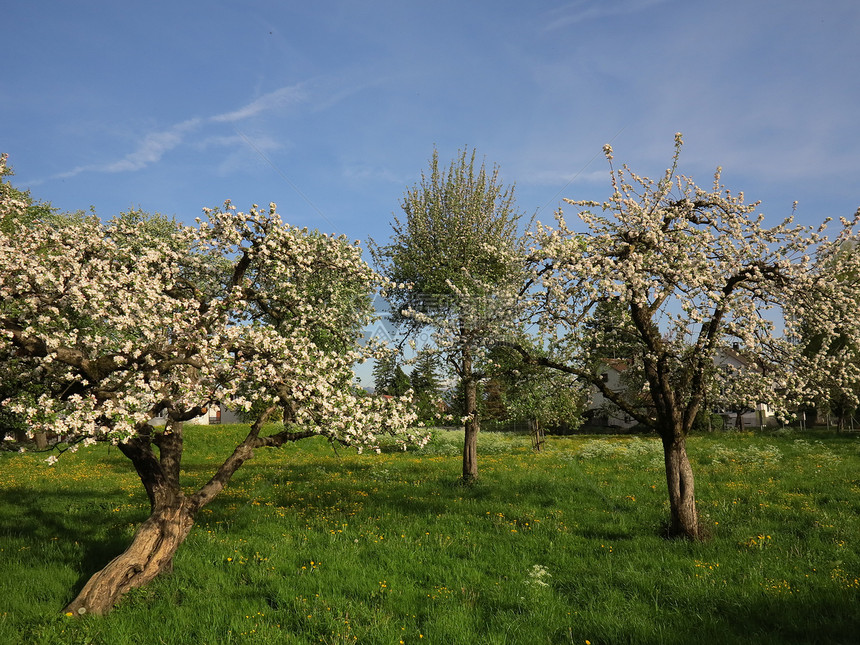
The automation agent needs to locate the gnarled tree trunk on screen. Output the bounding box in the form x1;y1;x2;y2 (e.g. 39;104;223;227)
61;408;301;615
662;434;699;539
62;421;198;616
63;495;195;616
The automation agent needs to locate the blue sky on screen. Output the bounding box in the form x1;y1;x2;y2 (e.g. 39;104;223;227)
3;0;858;387
4;0;859;246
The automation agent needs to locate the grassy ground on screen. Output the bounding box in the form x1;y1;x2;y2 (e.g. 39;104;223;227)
0;426;858;644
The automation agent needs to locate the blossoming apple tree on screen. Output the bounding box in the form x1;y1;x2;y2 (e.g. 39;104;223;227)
523;136;859;539
791;233;860;430
0;154;423;614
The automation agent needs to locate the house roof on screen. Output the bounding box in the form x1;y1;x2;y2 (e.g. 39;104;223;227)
604;358;629;372
717;345;764;373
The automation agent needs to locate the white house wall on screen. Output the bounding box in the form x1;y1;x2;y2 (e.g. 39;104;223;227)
150;403;245;426
587;348;777;429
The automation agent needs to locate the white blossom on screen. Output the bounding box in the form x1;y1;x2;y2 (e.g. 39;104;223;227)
0;170;424;453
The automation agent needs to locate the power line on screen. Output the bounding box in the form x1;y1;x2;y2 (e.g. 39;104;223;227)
233;127;340;233
538;125;627;216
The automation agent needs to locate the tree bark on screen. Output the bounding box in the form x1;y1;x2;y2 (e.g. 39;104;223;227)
462;375;479;482
662;434;700;540
458;339;480;483
63;496;195;616
62;423;197;615
60;411;303;615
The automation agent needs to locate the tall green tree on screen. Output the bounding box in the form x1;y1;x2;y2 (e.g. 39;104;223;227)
371;147;526;481
409;351;443;423
582;298;642;361
373;352;411;396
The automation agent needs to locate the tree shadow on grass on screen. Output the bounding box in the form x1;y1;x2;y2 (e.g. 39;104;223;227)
201;459;647;546
0;486;148;606
619;593;860;645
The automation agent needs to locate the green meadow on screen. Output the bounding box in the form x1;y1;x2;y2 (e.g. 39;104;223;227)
1;427;858;644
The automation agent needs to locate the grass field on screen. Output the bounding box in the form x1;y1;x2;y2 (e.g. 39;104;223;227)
1;426;858;644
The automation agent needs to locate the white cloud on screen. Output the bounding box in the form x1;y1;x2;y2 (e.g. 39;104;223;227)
543;0;671;30
102;118;203;172
44;84;309;181
342;163;404;185
209;84;308;123
194;133;282;153
47;118;202;180
208;133;287;177
521;168;607;186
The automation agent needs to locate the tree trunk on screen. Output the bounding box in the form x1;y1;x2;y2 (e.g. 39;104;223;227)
529;418;544;452
63;424;197;616
59;409;311;616
59;411;292;616
462;376;479;482
662;434;700;540
63;497;195;616
458;340;480;483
